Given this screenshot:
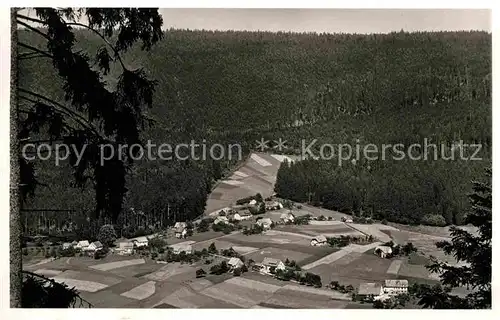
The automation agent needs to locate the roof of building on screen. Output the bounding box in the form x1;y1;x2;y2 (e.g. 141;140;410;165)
312;235;327;243
132;236;148;243
228;257;244;266
375;246;393;253
174;222;187;228
358;283;382;296
91;241;103;247
262;257;282;266
280;212;295;219
77;240;89;246
384;279;409;288
257;218;273;226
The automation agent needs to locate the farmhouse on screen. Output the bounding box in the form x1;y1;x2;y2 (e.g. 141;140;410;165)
228;257;244;270
174;222;187;229
75;240;90;250
249;199;258;205
232;212;252;221
256;218;273;230
261;257;286;273
310;235;328;247
280;212;295;223
175;226;188;239
132;236;149;248
374;246;393;258
358;283;383;299
169;243;193;255
383;279;409;295
266;201;283;211
87;241;103;252
117;241;134;255
214;216;230;225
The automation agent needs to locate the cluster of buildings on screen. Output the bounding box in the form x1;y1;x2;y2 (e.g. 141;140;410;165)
357;279;409;301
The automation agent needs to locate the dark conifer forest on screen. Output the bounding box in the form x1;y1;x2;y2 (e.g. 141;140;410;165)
19;28;491;233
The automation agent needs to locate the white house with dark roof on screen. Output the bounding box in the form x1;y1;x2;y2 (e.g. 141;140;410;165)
383;279;409;295
131;236;149;248
87;241;103;252
310;235;328;246
261;257;286;273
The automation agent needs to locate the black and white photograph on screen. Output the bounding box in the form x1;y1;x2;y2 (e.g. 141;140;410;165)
4;5;493;311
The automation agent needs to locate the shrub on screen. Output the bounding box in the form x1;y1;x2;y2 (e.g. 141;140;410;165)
151;252;158;259
149;237;167;251
421;214;446;226
381;219;388;225
208;242;217;254
241;265;248;273
97;224;117;247
296;204;302;209
233;268;241;276
22;248;29;256
196;269;206;278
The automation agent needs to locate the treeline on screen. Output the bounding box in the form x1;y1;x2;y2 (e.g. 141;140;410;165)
18;28;491;229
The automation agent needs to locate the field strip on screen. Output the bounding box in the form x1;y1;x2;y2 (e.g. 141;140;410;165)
33;269;63;277
281;284;351;300
266;230;312;239
24;258;56;268
233;171;249;178
309;221;345;226
200;286;257;308
346;224;392;242
50;277;109;292
90;259;145;271
221;180;244;186
120;281;156;300
225;277;281;293
386;260;403;275
160;287;201;308
302;250;349;270
348;241;382;253
250;154;272;167
302;242;382;270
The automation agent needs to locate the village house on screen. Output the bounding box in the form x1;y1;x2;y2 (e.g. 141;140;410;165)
383;279;409;295
169;243;193;255
249;199;258;206
117;240;134;255
265;201;283;211
175;226;188;239
228;257;244;271
310;235;328;247
280;212;295;223
75;240;90;250
132;236;149;248
232;212;252;221
87;241;103;252
214;216;230;225
174;222;187;229
357;283;384;300
261;257;286;274
256;218;273;230
374;246;393;258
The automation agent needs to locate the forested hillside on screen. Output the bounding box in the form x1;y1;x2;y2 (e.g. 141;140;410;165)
19;28;491;232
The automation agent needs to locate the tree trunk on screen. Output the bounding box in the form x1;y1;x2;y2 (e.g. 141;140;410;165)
10;7;22;308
